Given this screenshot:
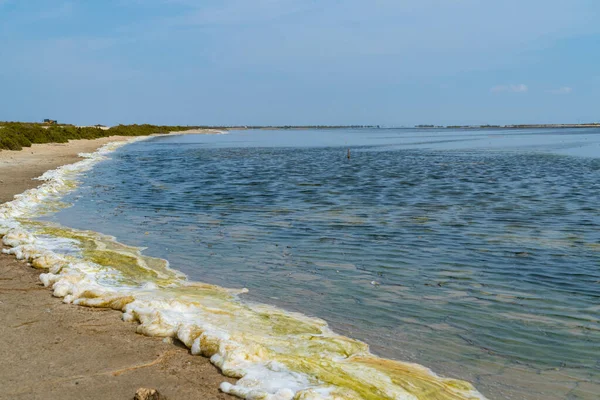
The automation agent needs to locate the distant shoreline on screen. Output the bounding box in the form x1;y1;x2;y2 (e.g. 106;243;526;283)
414;123;600;130
171;123;600;130
182;124;600;130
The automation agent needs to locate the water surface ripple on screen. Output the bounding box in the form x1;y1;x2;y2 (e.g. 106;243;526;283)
47;128;600;399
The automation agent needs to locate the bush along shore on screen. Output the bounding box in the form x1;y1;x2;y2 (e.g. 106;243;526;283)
0;123;202;151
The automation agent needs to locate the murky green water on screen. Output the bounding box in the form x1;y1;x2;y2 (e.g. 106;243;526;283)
44;128;600;399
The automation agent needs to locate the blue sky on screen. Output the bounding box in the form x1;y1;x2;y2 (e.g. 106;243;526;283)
0;0;598;126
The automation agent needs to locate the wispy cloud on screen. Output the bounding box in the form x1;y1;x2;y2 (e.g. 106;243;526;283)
547;86;573;94
491;84;528;93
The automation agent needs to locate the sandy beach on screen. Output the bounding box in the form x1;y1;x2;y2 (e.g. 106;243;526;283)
0;137;234;399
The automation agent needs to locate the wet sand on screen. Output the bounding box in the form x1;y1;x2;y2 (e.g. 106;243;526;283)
0;137;235;399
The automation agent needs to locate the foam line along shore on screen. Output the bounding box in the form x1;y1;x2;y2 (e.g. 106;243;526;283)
0;133;237;400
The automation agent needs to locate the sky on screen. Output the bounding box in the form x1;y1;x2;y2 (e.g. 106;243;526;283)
0;0;599;126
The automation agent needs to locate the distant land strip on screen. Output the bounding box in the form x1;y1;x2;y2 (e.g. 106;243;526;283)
416;123;600;129
0;122;380;150
2;120;599;151
0;122;212;151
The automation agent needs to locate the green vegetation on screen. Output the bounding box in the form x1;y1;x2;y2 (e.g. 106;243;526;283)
0;122;200;151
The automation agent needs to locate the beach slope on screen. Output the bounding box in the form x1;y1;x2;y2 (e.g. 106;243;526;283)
0;137;234;400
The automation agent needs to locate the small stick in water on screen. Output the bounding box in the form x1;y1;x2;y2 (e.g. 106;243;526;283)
347;149;351;159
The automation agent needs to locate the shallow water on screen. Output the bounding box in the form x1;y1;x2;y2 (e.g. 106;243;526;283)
44;128;600;399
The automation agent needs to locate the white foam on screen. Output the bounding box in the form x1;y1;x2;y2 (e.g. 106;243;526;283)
0;139;142;225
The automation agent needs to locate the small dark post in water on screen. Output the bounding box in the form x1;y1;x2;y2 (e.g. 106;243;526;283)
347;149;351;159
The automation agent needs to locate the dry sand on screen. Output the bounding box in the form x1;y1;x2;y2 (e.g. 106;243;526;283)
0;137;235;399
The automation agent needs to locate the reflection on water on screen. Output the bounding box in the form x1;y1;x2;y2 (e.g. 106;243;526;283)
45;128;600;399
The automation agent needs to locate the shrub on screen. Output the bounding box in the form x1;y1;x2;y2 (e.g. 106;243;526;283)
0;123;201;151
